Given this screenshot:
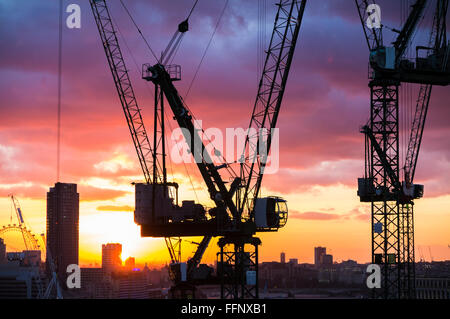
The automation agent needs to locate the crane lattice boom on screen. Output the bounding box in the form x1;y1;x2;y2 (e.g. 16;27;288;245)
90;0;158;184
239;0;307;219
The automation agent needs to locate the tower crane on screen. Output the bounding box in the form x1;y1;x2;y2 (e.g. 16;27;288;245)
41;233;63;299
356;0;449;299
8;194;41;251
90;0;307;299
9;194;30;251
6;195;45;298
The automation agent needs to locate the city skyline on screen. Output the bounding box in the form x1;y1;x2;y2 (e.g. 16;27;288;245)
0;0;449;268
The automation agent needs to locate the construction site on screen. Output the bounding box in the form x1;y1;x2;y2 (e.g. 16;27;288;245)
0;0;449;303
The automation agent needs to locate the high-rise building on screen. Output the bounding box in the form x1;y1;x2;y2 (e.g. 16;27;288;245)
46;182;79;282
314;246;326;266
0;238;6;264
102;243;122;273
322;254;333;265
280;252;286;264
124;257;136;270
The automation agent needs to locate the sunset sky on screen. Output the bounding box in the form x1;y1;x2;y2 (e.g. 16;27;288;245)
0;0;449;267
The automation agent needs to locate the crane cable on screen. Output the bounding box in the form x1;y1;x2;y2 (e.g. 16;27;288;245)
182;0;239;180
187;0;200;20
116;1;236;200
157;0;216;203
258;0;267;87
162;0;201;65
119;0;159;63
109;11;166;183
400;0;430;174
110;10;201;203
116;0;206;202
184;0;229;100
57;0;63;182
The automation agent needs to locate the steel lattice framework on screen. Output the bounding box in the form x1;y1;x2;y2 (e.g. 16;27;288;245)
90;0;159;184
355;0;383;50
91;0;307;299
404;85;432;185
369;82;401;299
218;237;260;299
399;203;415;298
239;0;306;219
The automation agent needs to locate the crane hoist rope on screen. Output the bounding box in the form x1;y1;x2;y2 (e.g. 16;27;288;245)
119;0;159;63
109;11;202;203
184;0;229;101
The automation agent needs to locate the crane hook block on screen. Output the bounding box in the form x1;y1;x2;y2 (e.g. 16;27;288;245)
178;19;189;33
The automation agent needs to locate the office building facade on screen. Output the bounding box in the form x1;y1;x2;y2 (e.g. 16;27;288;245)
102;243;122;273
46;182;79;281
314;247;326;266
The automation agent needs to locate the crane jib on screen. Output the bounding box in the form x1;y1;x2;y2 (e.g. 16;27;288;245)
240;0;307;216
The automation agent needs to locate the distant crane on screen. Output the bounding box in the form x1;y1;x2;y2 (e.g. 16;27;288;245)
1;195;41;252
428;246;434;262
2;195;46;298
356;0;449;299
90;0;307;298
41;233;63;299
417;245;425;262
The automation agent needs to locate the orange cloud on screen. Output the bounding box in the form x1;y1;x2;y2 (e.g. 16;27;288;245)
78;185;129;202
97;205;134;212
290;211;340;220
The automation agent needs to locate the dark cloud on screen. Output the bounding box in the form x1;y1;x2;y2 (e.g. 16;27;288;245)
0;0;448;200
